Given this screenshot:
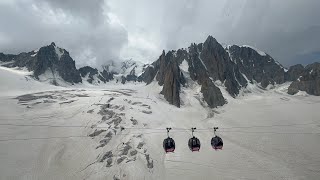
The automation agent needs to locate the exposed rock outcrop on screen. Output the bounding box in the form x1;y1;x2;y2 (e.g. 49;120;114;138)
285;64;305;81
0;53;16;62
138;64;157;84
55;49;82;84
201;78;226;108
79;66;100;83
188;37;247;97
152;51;185;107
125;67;138;82
187;42;227;107
3;51;36;70
139;36;290;108
156;50;169;86
78;66;114;84
1;42;82;84
2;36;319;107
288;63;320;95
227;44;285;88
161;56;184;107
100;70;114;82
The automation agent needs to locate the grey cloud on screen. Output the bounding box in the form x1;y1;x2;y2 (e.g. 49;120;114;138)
0;0;128;69
0;0;319;67
35;0;106;25
109;0;320;66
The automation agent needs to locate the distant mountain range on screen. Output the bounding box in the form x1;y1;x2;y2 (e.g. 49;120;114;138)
1;36;319;108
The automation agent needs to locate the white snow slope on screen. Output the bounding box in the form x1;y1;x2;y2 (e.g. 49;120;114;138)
0;67;320;180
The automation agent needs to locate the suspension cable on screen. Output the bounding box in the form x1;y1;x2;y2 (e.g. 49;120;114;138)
0;121;318;130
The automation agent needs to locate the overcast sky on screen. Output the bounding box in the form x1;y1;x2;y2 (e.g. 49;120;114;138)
0;0;319;68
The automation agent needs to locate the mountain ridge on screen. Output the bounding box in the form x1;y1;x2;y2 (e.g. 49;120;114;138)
1;36;319;108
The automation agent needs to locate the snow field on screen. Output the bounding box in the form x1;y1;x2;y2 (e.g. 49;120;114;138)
0;67;320;179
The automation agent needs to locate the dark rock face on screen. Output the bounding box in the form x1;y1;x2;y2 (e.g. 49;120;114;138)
173;49;189;65
285;64;305;81
126;67;137;82
187;43;227;107
1;42;82;84
156;50;170;86
139;35;289;108
8;52;36;70
138;65;157;84
288;63;320;95
188;37;247;97
79;66;99;83
100;70;114;82
139;40;229;108
56;51;82;83
138;50;186;107
201;78;226;108
34;43;81;83
152;51;185;107
78;66;114;84
187;44;208;83
0;53;16;62
161;57;184;107
201;36;229;81
33;44;59;78
227;45;285;88
79;66;98;77
3;36;318;108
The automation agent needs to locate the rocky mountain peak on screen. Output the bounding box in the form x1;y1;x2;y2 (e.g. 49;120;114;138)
0;43;81;84
1;35;319;108
203;35;220;50
227;44;285;88
140;35;295;108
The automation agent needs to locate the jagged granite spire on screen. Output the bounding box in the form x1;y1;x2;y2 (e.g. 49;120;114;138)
1;35;319;107
0;42;82;84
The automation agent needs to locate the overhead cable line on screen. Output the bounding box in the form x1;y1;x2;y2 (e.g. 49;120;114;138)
0;130;319;142
0;122;318;130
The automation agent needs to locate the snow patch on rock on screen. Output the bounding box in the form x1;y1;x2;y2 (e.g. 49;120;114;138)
241;45;266;56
